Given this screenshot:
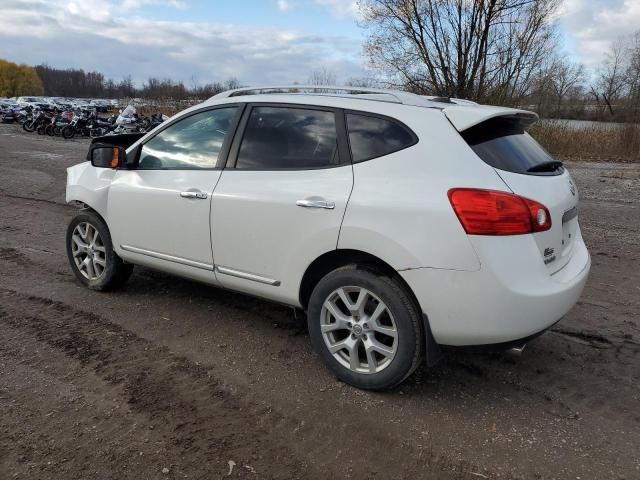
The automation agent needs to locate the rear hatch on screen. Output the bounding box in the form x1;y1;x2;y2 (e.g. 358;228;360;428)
455;113;579;274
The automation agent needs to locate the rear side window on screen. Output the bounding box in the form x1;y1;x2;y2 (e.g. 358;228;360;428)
461;116;563;175
236;107;339;169
346;113;416;163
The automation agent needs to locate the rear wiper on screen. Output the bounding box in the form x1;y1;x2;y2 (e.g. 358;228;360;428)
527;160;563;173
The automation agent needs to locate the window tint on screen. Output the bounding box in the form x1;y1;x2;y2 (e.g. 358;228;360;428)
236;107;338;169
138;107;237;169
461;116;563;175
346;113;416;162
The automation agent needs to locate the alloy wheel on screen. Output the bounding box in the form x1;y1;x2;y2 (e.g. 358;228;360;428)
70;222;107;280
320;286;398;374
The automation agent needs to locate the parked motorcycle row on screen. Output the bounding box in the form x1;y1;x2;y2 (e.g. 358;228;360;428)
1;101;167;139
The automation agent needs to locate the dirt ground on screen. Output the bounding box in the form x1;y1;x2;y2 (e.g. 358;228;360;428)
0;123;638;480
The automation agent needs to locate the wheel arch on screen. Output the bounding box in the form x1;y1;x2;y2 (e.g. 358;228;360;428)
77;202;106;222
299;249;419;313
300;249;442;368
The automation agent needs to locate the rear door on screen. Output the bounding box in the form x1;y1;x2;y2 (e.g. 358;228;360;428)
211;104;353;305
460;115;579;273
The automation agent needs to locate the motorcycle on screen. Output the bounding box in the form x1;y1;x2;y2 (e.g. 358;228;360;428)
19;106;35;130
48;109;75;136
86;112;117;137
35;110;56;135
61;112;89;139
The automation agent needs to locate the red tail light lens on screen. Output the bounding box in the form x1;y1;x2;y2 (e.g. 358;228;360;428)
448;188;551;235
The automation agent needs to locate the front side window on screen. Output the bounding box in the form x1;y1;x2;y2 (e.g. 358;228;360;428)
138;107;237;169
346;113;416;163
236;107;339;169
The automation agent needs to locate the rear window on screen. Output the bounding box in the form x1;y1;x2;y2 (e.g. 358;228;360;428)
461;116;563;175
346;113;416;163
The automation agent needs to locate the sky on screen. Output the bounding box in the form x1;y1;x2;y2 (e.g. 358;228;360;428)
1;0;639;87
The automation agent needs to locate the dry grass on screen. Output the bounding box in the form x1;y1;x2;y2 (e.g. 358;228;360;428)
529;120;640;162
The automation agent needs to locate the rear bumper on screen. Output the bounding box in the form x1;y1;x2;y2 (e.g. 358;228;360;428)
400;229;590;346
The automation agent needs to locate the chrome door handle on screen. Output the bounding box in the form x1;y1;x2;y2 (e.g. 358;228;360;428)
180;191;208;199
296;198;335;209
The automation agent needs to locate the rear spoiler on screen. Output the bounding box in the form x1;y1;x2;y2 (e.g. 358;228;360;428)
443;105;538;132
86;133;145;160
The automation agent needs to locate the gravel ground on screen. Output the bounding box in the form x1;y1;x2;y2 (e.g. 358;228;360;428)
0;123;639;480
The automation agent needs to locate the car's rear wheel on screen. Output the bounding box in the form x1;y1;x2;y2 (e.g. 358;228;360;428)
307;265;423;390
66;211;133;291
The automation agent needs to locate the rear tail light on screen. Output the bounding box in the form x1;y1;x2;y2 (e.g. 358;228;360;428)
448;188;551;235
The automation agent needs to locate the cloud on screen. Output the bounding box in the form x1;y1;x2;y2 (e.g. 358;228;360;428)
314;0;360;19
120;0;187;10
275;0;361;19
559;0;640;66
0;0;366;86
276;0;293;12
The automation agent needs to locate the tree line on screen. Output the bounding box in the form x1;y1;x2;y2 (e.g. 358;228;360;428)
1;60;242;101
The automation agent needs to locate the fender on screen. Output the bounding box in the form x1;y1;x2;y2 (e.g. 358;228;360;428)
66;161;116;221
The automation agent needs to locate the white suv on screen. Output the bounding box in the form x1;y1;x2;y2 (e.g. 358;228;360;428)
65;86;590;389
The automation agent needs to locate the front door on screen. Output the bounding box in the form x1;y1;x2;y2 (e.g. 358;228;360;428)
211;104;353;304
108;105;241;283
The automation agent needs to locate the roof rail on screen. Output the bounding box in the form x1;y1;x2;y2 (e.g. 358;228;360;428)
211;85;434;107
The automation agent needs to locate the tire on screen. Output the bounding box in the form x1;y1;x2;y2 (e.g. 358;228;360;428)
66;210;133;291
62;126;75;139
22;120;35;132
45;124;55;136
36;124;46;135
307;265;424;390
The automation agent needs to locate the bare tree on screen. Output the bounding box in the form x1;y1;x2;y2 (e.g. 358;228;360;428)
591;40;628;116
360;0;560;103
626;32;640;118
345;76;383;88
223;77;242;90
308;67;337;86
549;58;585;114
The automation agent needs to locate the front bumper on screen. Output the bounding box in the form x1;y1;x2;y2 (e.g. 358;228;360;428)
400;229;590;346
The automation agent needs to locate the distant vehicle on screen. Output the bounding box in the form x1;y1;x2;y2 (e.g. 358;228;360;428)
65;85;590;390
0;100;20;123
89;99;113;112
16;96;45;107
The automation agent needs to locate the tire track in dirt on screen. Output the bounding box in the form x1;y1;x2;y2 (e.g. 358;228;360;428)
0;288;487;480
0;288;314;479
1;193;73;208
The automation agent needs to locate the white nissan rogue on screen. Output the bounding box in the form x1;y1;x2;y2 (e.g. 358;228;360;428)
65;86;590;389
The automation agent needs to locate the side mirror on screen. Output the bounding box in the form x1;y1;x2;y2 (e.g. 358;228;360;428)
90;145;126;169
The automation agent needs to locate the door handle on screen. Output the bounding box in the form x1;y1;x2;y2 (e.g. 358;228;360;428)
296;198;335;209
180;191;208;199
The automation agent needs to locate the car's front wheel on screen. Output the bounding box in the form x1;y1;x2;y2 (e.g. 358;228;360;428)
307;265;424;390
66;211;133;291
